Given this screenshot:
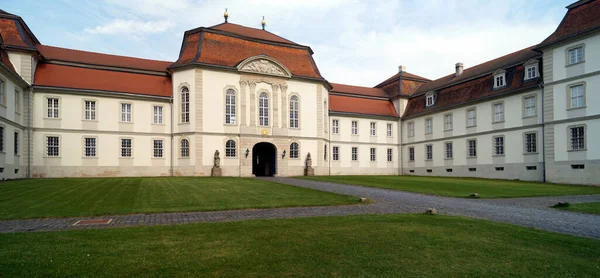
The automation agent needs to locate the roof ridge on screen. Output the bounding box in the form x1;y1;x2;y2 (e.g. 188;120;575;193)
39;45;173;64
206;22;298;45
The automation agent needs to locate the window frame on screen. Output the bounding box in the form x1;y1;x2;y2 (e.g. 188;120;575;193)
351;147;358;161
332;119;340;134
408;147;415;162
258;92;270;127
152;105;164;124
83;137;97;158
0;78;5;106
467;139;477;158
83;99;97;121
180;138;190;158
386;123;393;137
493;72;506;89
566;44;585;66
525;64;538;80
370;122;376;136
493;135;505;156
523;132;538;154
289;95;300;129
120;138;133;158
424;118;433;134
387;148;393;162
13;131;19;156
45;96;60;119
45;135;60;157
425;144;433;161
466;108;477;128
522;95;537;118
492;101;505;123
444;113;453;131
0;125;4;153
369;147;376;162
14;89;20;114
180;86;190;124
226;139;237;158
152;139;164;158
444;142;453;160
225;88;237;125
332;146;340;161
351;121;359;135
568;125;586;151
119;102;133;123
567;82;586;109
289;142;299;159
407;121;415;137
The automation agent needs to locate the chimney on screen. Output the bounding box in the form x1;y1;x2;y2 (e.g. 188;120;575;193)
455;62;463;77
398;65;406;73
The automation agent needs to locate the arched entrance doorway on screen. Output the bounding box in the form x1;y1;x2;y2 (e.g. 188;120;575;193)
252;142;277;177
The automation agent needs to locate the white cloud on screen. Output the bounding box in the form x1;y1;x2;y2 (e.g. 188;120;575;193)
84;19;175;34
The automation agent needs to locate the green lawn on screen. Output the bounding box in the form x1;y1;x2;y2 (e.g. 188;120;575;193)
557;202;600;214
300;175;600;198
1;214;599;277
0;177;356;220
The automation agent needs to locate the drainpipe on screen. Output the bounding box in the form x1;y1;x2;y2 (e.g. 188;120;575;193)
539;81;546;183
328;111;331;176
170;97;174;177
27;86;32;179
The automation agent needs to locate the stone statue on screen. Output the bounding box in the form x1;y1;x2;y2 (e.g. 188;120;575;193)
306;153;312;167
212;150;222;177
304;152;314;176
214;150;221;168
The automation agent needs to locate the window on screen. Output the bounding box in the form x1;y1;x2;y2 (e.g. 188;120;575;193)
181;139;189;158
571;164;585;170
84;137;96;157
425;144;433;160
332;119;339;134
426;169;432;173
469;168;477;172
0;79;4;105
351;147;358;161
324;144;327;161
181;87;190;123
153;106;163;124
13;132;18;155
387;148;393;162
46;136;59;157
289;96;299;128
370;148;376;162
445;142;453;159
568;46;584;65
15;90;20;113
121;103;132;122
225;89;236;124
47;97;59;118
370;122;376;136
351;121;358;135
409;147;415;162
570;126;585;150
467;109;476;127
407;122;415;137
153;140;163;158
524;96;536;117
494;136;504;155
259;93;269;126
425;118;432;134
84;100;96;121
524;133;537;153
387;124;392;137
495;167;504;171
569;84;585;108
525;65;538;79
526;166;537;170
493;102;504;122
467;139;476;157
333;146;339;161
494;73;505;88
426;93;436;107
444;114;453;131
446;169;453;173
289;142;299;159
0;126;3;152
226;140;237;157
121;139;132;157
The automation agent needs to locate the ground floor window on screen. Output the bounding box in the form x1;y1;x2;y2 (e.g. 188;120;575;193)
409;147;415;162
84;137;96;157
46;136;59;157
226;140;237;157
387;148;393;162
351;147;358;161
121;139;132;157
153;140;163;158
333;146;339;161
370;148;376;162
494;136;504;155
524;133;537;153
570;126;585;150
289;142;299;159
181;139;189;158
425;144;433;160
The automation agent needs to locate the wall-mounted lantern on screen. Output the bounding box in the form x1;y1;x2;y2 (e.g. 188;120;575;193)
245;149;250;158
282;150;286;158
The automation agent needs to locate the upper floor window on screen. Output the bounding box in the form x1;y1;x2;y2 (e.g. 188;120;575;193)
370;122;376;136
181;87;190;123
332;119;339;134
493;102;504;122
569;84;585;108
525;65;538;80
524;132;537;153
121;103;132;122
0;79;4;105
84;100;96;121
387;123;392;137
467;108;476;127
444;114;453;131
289;96;299;128
524;96;536;117
289;142;299;159
408;147;415;162
180;139;190;158
568;46;584;65
425;92;436;107
153;106;163;124
47;97;59;118
225;89;236;124
569;126;585;151
226;140;237;157
425;118;433;134
15;90;20;113
494;71;506;88
259;93;269;126
351;121;358;135
407;122;415;137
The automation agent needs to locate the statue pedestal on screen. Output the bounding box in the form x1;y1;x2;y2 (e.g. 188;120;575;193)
211;167;222;177
304;166;314;176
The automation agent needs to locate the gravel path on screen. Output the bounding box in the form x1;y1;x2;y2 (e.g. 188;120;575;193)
1;177;599;239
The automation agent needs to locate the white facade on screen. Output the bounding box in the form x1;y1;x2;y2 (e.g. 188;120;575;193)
0;64;28;180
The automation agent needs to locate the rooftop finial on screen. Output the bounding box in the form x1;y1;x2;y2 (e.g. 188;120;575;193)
261;16;266;30
224;8;228;23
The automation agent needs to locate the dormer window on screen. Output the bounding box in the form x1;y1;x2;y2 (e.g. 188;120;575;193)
425;92;436;107
524;59;539;80
493;69;506;89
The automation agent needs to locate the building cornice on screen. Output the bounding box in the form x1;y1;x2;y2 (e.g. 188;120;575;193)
329;111;399;121
32;86;172;101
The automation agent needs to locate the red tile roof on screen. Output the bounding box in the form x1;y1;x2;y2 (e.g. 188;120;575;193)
174;31;323;79
539;0;600;48
34;63;172;97
329;94;399;118
376;71;430;88
37;45;172;72
330;83;388;98
0;17;35;49
209;22;297;45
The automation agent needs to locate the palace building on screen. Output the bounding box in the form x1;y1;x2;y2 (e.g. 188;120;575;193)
0;0;598;184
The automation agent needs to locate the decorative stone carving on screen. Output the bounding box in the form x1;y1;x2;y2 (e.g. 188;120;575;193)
211;150;222;176
304;152;314;176
237;55;292;78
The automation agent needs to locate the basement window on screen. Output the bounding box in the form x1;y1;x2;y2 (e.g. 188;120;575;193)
495;167;504;171
526;166;537;170
571;164;585;170
426;169;432;173
14;169;19;174
0;168;3;173
409;170;415;173
446;168;453;173
468;168;477;172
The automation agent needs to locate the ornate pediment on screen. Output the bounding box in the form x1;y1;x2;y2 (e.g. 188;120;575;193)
237;55;291;78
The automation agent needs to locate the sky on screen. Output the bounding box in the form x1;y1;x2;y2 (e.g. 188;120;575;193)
3;0;572;86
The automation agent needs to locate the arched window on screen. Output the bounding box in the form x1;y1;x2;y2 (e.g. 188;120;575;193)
324;144;327;160
181;87;190;123
225;140;236;157
290;142;299;159
180;139;189;158
259;92;269;126
289;96;299;128
225;89;236;124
